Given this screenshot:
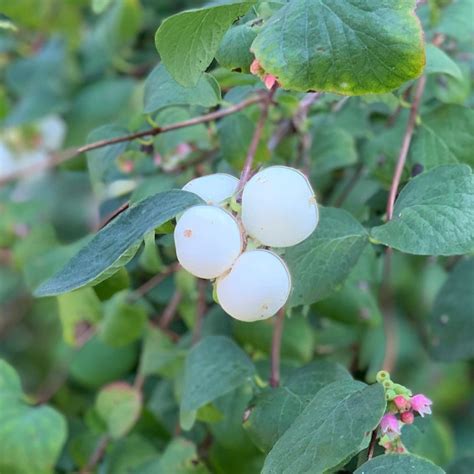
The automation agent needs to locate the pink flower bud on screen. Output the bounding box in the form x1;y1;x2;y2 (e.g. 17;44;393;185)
380;413;401;435
264;74;278;90
250;59;262;76
400;411;415;424
410;394;432;417
393;395;410;412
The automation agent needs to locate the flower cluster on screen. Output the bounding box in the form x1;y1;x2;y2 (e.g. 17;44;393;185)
250;59;278;90
376;370;433;454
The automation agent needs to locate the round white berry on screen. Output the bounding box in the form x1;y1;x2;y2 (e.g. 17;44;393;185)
182;173;239;205
174;205;243;279
241;166;318;247
216;250;291;322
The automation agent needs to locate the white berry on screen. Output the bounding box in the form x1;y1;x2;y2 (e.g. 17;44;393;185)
216;250;291;322
241;166;318;247
174;205;243;279
182;173;238;205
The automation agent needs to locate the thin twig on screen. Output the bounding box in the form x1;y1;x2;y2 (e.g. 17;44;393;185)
129;263;180;302
158;289;182;329
381;76;426;373
367;429;378;460
0;94;265;186
238;86;277;191
269;307;285;388
80;434;110;474
192;279;207;344
386;76;426;220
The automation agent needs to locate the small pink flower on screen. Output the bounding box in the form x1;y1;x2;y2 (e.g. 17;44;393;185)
380;413;401;435
393;395;410;412
400;411;415;425
410;394;432;417
263;74;277;90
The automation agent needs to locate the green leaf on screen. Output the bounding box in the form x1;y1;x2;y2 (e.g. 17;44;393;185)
35;190;203;296
137;438;210;473
410;105;474;169
425;44;463;80
244;361;352;452
92;0;114;14
155;2;255;86
428;258;474;362
99;291;147;347
57;287;102;346
310;127;357;175
139;326;183;377
371;165;474;256
354;453;445;474
284;207;368;306
216;23;258;73
143;64;221;114
70;336;138;389
96;382;142;438
180;336;255;413
262;381;386;473
0;360;67;474
251;0;425;94
402;417;455;467
437;0;474;43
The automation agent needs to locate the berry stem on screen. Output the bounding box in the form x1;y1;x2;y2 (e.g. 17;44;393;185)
269;307;285;388
238;85;277;192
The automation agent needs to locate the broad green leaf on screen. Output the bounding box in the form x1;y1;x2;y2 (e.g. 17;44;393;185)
144;64;221;114
70;336;138;389
371;165;474;256
130;175;176;204
355;453;445;474
437;0;474;43
262;381;386;473
96;382;142;438
94;267;130;300
102;435;158;474
447;457;474;474
139;326;184;377
35;190;203;296
99;291;147;347
402;417;455;467
216;23;258;73
180;336;255;413
155;2;255;86
410;105;474;169
86;124;129;195
244;361;352;452
428;258;474;362
310;127;357;175
425;44;463;80
284;207;368;306
92;0;114;14
57;287;102;346
251;0;425;94
0;360;67;474
137;438;210;473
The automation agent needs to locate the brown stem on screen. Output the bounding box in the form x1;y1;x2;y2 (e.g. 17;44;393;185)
129;263;180;302
0;94;265;186
269;307;285;388
238;86;277;191
80;434;110;474
367;429;378;460
158;289;182;329
386;76;426;220
192;279;207;344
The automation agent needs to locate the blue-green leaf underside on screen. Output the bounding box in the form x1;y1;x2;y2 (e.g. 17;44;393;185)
251;0;425;94
355;453;445;473
35;190;203;296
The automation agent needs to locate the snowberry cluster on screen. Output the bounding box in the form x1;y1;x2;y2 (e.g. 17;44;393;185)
174;166;319;322
376;371;433;454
